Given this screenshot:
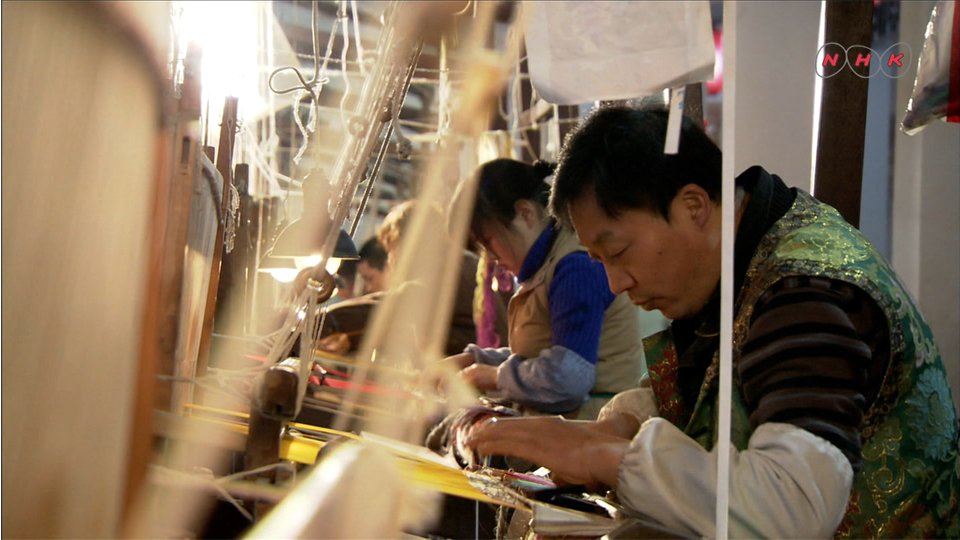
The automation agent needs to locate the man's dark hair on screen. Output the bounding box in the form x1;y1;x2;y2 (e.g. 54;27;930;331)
549;107;722;227
358;237;387;271
337;258;358;281
463;158;556;241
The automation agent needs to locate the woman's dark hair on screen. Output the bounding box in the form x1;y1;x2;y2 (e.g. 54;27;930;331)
467;158;556;241
549;107;722;227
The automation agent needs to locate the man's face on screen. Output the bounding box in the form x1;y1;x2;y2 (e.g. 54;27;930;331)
568;187;720;321
357;260;386;294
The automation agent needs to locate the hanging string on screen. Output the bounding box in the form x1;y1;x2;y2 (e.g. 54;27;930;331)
338;1;353;131
266;1;343;166
350;0;367;76
239;127;299;193
149;465;295;522
157;375;251;405
218;462;297;485
452;1;473;16
437;36;451;142
347;40;420;239
505;26;538;159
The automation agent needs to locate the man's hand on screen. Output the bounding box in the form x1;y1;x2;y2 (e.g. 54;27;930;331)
460;364;499;391
316;332;351;355
591;412;642;440
464;416;631;488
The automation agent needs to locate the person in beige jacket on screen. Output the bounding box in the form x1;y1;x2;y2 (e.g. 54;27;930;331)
443;158;644;419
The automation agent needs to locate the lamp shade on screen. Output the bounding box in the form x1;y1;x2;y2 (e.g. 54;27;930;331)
271;222;359;260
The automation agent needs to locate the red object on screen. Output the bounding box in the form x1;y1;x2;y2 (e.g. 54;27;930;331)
706;28;724;95
250;353;409;397
947;0;959;123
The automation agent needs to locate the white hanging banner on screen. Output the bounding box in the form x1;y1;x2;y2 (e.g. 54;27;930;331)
522;1;715;104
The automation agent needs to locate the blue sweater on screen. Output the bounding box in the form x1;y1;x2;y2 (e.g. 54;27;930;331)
517;224;616;364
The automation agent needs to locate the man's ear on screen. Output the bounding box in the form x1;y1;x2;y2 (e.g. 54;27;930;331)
677;184;714;230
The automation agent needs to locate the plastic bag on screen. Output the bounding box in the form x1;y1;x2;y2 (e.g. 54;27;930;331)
901;0;959;135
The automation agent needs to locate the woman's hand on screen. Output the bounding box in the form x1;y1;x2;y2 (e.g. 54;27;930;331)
446;352;478;370
464;416;631;488
460;364;499;391
426;353;478;393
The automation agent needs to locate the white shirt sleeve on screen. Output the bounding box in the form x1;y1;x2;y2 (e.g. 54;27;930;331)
615;419;853;539
597;379;659;425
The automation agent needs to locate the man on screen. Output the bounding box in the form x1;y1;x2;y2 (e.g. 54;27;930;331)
464;107;959;538
327;259;358;306
357;238;388;295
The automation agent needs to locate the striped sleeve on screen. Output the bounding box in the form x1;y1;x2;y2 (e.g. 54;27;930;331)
737;276;881;472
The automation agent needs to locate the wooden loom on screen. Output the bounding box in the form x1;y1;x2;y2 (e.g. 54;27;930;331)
3;2;712;538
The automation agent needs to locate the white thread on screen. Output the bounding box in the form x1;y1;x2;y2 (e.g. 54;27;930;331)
350;0;366;76
339;1;352;131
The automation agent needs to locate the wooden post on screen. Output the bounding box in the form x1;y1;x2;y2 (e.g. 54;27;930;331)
195;97;239;394
213;163;251;337
155;44;203;412
235;164;255;335
813;0;874;228
517;44;540;162
684;83;704;127
555;105;579;148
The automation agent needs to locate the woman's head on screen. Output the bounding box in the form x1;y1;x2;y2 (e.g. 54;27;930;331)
377;199;445;273
462;159;556;274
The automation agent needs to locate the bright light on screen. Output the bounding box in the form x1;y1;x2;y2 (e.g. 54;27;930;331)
294;255;324;270
177;1;268;134
326;258;343;275
267;268;300;283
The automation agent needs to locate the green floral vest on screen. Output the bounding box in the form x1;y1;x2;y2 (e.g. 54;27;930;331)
642;191;959;538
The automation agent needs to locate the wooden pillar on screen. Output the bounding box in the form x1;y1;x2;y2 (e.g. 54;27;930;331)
556;105;579;149
214;163;252;337
195;97;239;390
813;0;874;228
684;82;704;127
236;165;257;335
155;44;203;412
517;44;540;162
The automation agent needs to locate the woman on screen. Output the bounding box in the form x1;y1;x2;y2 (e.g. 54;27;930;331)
445;158;643;419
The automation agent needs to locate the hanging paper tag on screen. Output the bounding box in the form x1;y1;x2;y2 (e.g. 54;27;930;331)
664;86;686;154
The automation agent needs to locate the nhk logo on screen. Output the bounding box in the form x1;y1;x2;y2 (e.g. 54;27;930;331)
816;42;913;78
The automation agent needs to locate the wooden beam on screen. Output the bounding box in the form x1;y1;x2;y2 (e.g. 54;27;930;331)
683;83;704;128
213;163;251;337
154;44;203;412
195;97;239;394
813;0;874;228
517;44;539;162
556;105;579;147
